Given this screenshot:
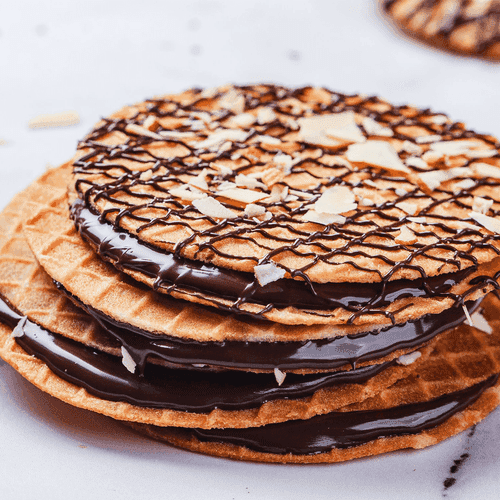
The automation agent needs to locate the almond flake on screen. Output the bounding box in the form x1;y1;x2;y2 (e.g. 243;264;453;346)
298;112;365;147
257;107;277;124
274;367;286;386
362;116;393;137
262;167;285;187
415;134;441;144
244;204;266;217
395;201;418;215
429;115;448;125
273;153;294;174
125;124;163;140
429;139;478;155
467;149;497;159
402;141;423;155
235;174;266;190
472;163;500;179
196;129;248;150
397;351;421;366
229;113;256;128
121;347;137;374
470;211;500;234
143;115;160;131
188;169;209;191
395;188;408;196
217;188;268;204
28;111;80;129
218;89;245;114
169;186;207;201
473;196;493;215
315;186;357;215
405;157;428;169
303;210;346;225
418;167;473;191
462;303;474;327
253;135;282;145
452;178;476;193
192;197;238;219
254;262;286;287
11;317;27;338
395;226;417;244
471;310;493;334
217;181;237;191
346;141;410;174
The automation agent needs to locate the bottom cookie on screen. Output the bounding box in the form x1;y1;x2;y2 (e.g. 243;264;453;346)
128;374;500;463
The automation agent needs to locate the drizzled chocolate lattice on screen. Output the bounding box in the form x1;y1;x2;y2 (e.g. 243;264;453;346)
71;85;500;323
383;0;500;60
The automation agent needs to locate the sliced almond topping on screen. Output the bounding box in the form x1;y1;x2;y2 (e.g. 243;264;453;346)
262;167;285;187
418;166;473;191
125;123;164;140
429;115;448;125
415;134;441;144
298;112;365;147
470;211;500;234
188;169;209;191
217;188;268;204
121;347;137;374
471;310;493;334
473;196;493;215
395;201;418;215
429;139;479;157
396;351;421;366
346;141;410;174
302;210;346;226
218;88;245;114
196;129;248;150
472;163;500;179
273;153;294;174
452;178;476;193
28;111;80;129
257;107;277;124
228;112;256;128
314;186;357;215
252;135;282;145
169;186;207;201
362;116;393;137
462;303;474;327
274;367;286;386
405;157;427;169
235;174;266;190
395;226;417;244
402;141;423;155
244;203;266;217
467;149;497;159
254;262;286;287
192;197;239;219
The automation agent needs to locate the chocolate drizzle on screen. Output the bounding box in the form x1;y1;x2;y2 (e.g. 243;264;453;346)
148;375;499;455
384;0;500;57
56;279;482;373
71;85;500;322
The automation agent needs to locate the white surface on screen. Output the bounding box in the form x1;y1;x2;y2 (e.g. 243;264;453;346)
1;1;500;498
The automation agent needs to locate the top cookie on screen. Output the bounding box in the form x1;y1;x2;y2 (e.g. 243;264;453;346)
382;0;500;61
71;84;500;287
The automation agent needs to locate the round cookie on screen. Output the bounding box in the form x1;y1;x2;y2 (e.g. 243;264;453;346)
382;0;500;61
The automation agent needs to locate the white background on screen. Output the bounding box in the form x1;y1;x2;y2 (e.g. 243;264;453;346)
1;1;500;498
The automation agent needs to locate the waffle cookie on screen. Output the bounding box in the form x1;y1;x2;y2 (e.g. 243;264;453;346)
382;0;500;61
2;84;500;463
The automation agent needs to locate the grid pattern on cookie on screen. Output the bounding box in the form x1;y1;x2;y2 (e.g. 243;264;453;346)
72;84;500;292
0;172;117;354
23;178;500;328
383;0;500;59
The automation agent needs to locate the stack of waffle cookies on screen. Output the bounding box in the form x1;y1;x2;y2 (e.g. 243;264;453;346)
2;84;500;463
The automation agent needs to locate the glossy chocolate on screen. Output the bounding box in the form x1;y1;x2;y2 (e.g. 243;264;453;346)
72;199;480;316
56;280;481;373
0;294;395;411
186;374;499;454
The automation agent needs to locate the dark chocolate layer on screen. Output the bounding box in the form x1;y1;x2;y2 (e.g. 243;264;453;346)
0;294;394;411
186;374;499;454
56;280;481;373
71;198;478;316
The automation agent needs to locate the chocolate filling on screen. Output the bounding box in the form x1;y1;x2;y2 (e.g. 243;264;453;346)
55;281;481;373
71;198;479;318
1;294;496;454
0;294;395;411
184;374;498;454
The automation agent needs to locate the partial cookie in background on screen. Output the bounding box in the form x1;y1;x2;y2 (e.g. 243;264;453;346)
381;0;500;61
